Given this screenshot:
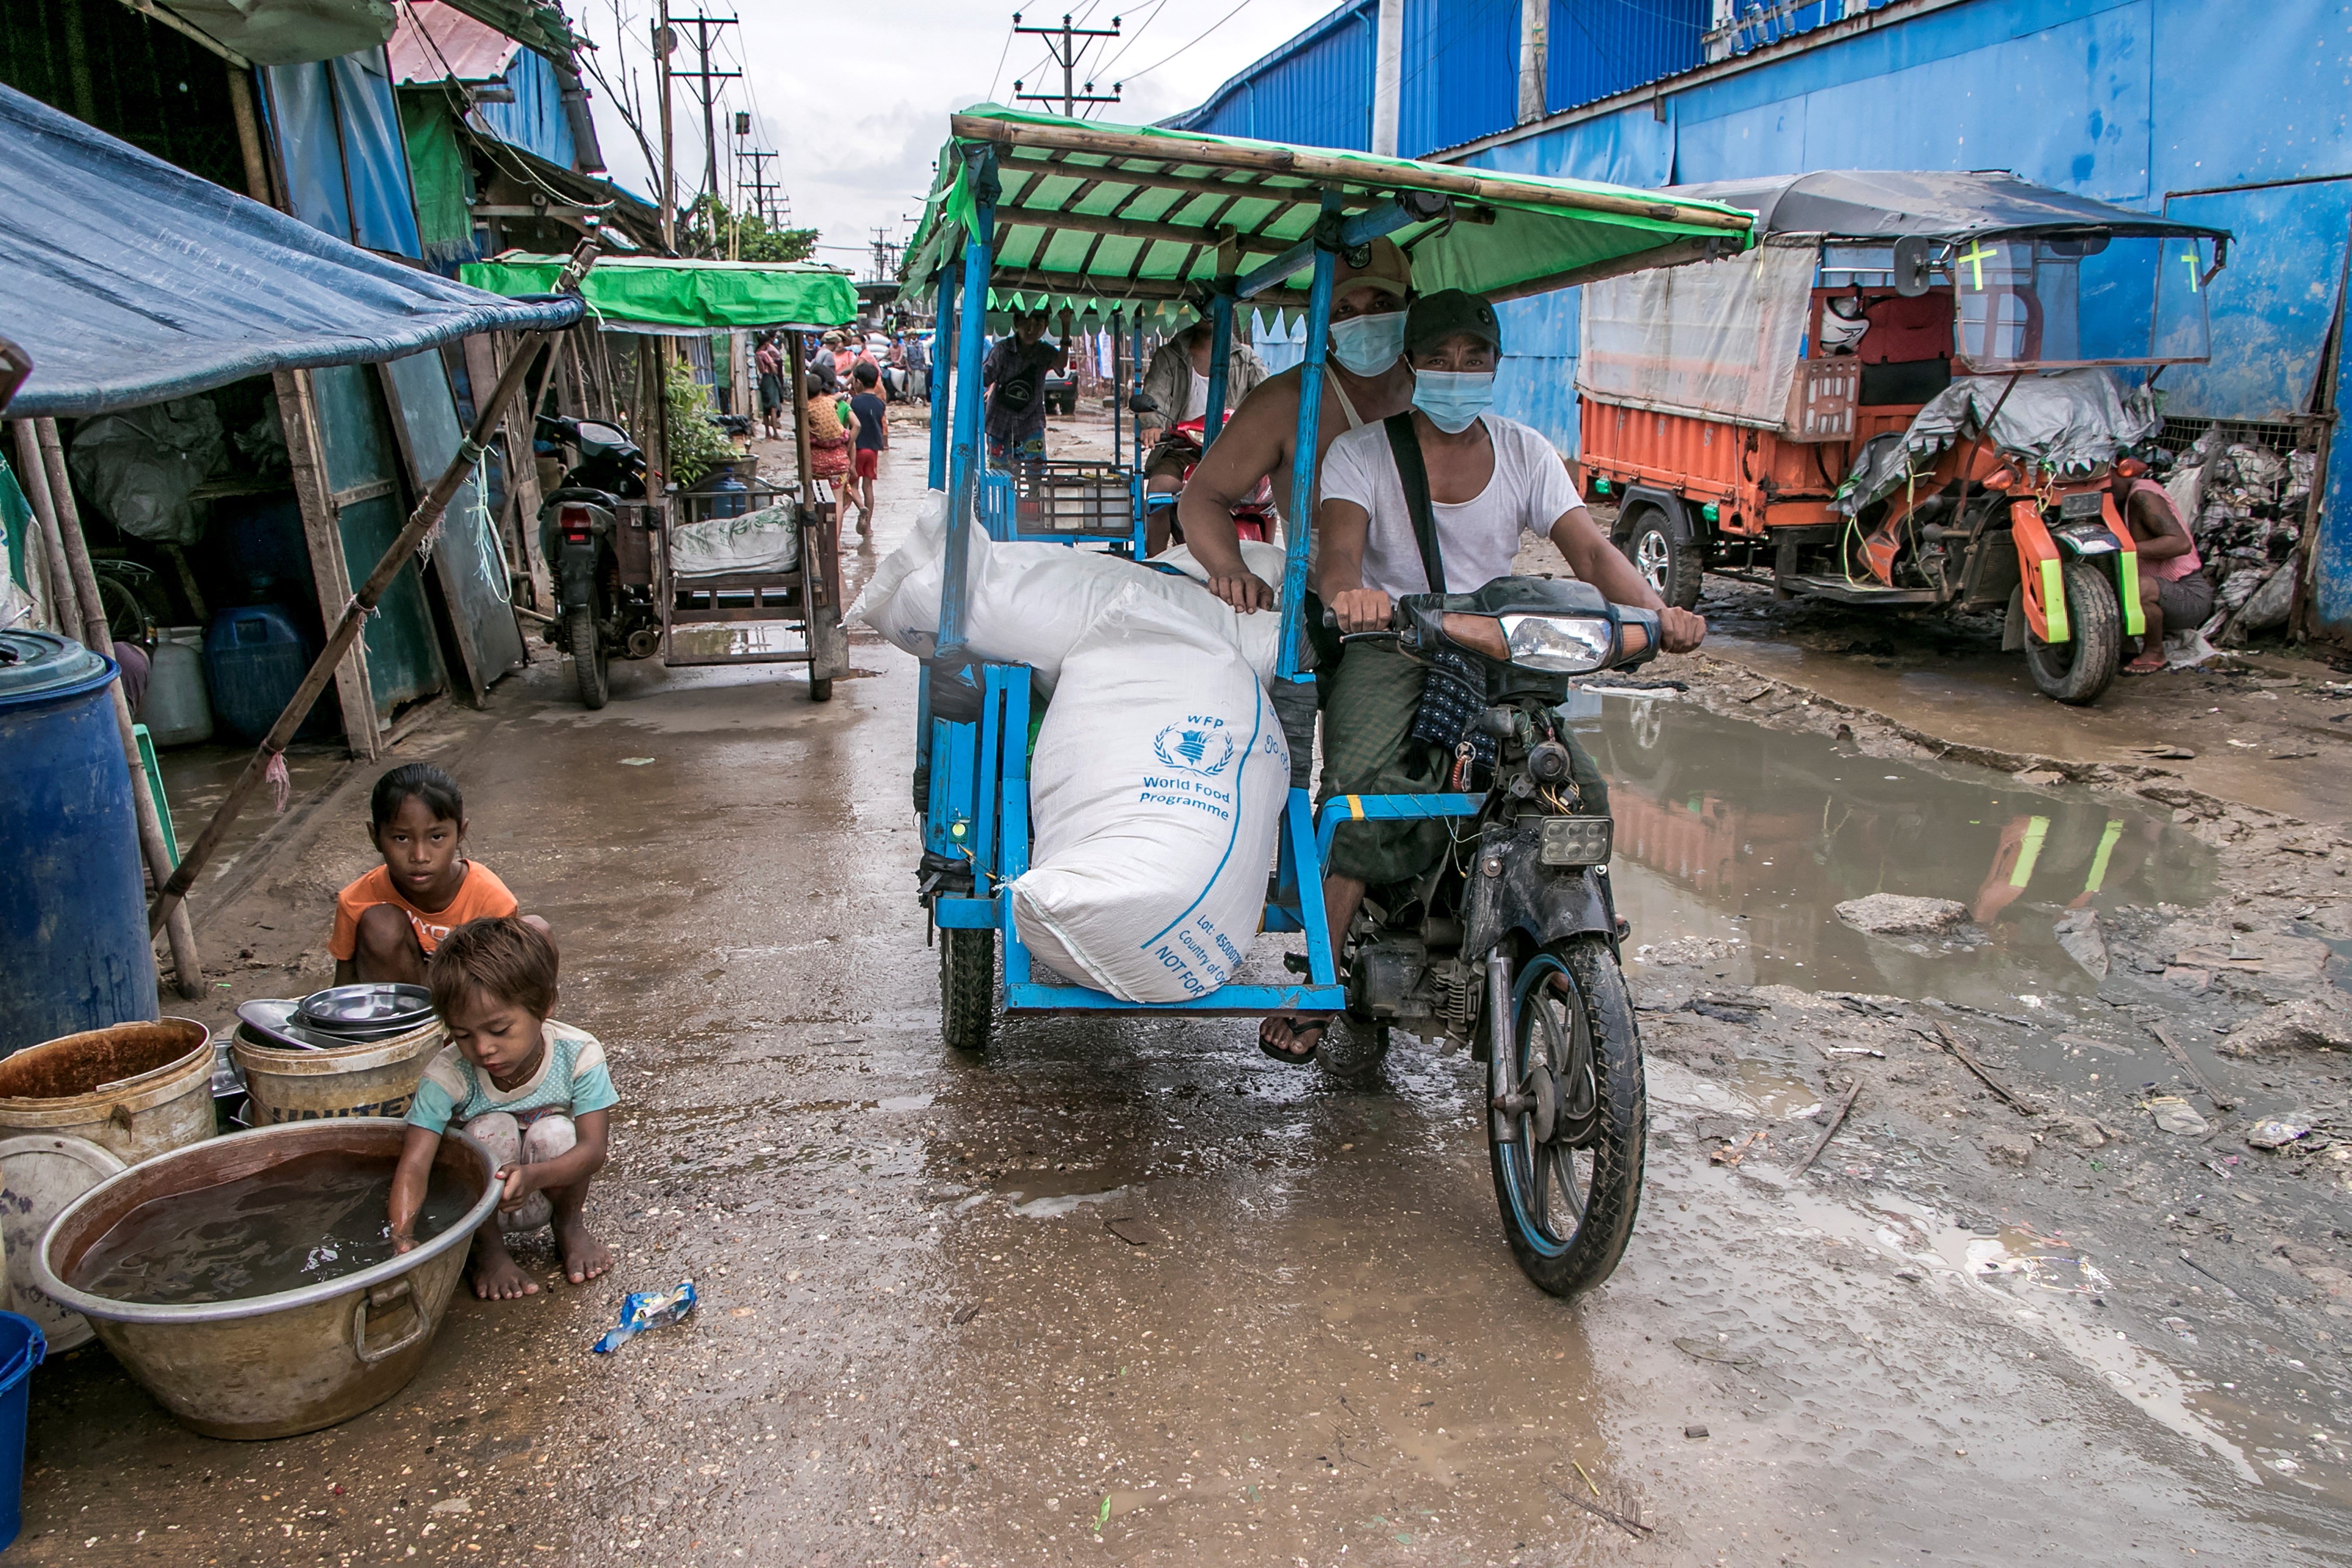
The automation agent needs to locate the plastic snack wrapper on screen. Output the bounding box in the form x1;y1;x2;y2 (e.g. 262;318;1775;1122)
591;1280;697;1353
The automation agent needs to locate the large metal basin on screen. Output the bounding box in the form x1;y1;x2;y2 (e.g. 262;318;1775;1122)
31;1120;495;1440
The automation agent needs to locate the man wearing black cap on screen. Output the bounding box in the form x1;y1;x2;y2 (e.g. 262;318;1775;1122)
1259;289;1707;1064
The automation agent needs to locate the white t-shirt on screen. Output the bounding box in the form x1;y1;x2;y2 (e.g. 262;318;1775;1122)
1318;414;1582;597
1182;368;1211;421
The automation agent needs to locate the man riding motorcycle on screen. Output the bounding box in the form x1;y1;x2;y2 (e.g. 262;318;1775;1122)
1260;291;1707;1064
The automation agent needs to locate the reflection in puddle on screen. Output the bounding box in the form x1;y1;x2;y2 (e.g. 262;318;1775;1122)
1566;696;2218;1008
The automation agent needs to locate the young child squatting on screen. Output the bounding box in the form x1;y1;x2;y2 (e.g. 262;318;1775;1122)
388;916;615;1300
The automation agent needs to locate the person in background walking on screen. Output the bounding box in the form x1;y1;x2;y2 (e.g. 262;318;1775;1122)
755;335;786;441
830;332;856;388
804;335;838;395
982;307;1071;501
847;361;889;538
905;331;930;403
801;372;854;487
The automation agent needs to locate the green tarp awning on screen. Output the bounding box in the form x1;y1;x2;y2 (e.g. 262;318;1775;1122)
902;105;1755;325
460;254;858;330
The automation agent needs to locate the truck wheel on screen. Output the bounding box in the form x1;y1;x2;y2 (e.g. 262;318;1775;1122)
2024;558;2120;705
941;927;996;1053
1619;506;1703;611
567;606;609;710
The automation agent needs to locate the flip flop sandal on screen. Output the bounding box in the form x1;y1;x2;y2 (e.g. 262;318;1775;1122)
1259;1017;1329;1067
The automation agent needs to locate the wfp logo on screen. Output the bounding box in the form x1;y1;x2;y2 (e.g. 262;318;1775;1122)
1152;723;1236;775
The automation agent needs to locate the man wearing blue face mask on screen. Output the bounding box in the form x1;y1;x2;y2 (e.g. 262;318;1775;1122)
1257;290;1707;1066
1173;238;1418;612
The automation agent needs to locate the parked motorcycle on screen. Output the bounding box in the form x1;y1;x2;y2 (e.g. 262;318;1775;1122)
1316;576;1660;1295
536;414;661;710
1130;392;1276;548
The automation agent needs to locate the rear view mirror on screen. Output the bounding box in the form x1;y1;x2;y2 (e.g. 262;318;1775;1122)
1128;392;1160;414
1892;235;1934;298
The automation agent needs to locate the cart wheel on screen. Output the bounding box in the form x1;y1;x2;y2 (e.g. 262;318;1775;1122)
941;927;996;1054
2024;559;2121;705
567;606;609;710
1619;506;1703;612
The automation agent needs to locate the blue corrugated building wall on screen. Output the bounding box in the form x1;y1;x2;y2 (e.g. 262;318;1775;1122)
1163;1;1379;149
1170;0;2352;637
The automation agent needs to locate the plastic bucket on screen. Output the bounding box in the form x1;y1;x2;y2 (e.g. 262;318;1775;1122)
34;1121;493;1439
0;1312;46;1549
0;1018;216;1166
230;1017;444;1124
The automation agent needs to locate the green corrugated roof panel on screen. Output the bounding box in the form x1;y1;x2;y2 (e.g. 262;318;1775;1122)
902;104;1754;323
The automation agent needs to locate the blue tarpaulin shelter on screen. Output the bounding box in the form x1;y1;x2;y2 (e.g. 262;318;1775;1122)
0;81;581;420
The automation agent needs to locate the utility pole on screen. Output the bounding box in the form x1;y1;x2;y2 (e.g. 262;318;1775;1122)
669;10;740;249
654;2;675;250
730;109;750;259
740;149;779;226
1010;11;1122;117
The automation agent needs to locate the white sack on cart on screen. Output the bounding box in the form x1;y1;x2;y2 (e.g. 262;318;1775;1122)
1010;590;1289;1003
669;503;800;578
850;489;1285;686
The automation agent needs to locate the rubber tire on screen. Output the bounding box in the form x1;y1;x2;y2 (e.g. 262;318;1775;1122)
1484;933;1646;1298
1619;506;1703;612
2024;558;2121;706
567;606;609;710
941;926;996;1054
1320;1014;1392;1083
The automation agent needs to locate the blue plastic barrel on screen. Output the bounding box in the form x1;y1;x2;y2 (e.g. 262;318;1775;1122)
0;1312;44;1551
706;466;749;519
203;604;337;744
0;632;158;1056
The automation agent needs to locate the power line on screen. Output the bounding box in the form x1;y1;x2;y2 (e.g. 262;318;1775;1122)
1119;0;1253;85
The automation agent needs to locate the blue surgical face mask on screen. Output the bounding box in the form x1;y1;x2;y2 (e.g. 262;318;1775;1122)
1328;310;1408;376
1412;369;1496;434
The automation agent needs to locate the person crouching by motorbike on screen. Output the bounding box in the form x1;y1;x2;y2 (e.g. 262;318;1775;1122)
1258;290;1708;1065
2112;466;2214;674
1137;318;1269;554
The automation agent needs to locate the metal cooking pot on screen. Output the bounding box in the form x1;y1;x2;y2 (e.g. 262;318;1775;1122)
32;1120;496;1440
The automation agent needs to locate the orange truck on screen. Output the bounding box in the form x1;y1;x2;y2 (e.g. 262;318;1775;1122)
1575;171;2227;703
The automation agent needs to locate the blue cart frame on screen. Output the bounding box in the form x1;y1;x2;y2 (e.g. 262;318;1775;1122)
902;109;1750;1032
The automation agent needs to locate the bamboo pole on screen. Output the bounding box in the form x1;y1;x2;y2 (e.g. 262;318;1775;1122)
14;420;203;997
1001;148;1325;206
11;422;82;642
147;244;601;939
950;113;1756;233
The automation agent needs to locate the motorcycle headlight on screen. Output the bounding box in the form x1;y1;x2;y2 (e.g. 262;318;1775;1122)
1499;614;1614;673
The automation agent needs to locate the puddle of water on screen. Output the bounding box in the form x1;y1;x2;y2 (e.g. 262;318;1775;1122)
1569;697;2219;1010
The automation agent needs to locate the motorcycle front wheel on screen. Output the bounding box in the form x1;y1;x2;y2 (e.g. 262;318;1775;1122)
1483;933;1646;1297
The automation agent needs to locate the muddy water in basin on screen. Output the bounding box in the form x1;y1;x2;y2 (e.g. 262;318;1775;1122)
69;1151;475;1306
1564;694;2218;1009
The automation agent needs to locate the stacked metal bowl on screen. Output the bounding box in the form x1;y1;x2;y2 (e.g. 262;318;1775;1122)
235;984;435;1052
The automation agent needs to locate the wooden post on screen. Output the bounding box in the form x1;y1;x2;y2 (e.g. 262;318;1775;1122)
16;420;203;998
787;330;813;497
274;368;381;757
226;65;273;204
10;422;82;643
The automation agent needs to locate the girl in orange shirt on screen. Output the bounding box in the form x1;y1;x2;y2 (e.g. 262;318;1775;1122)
330;764;551;984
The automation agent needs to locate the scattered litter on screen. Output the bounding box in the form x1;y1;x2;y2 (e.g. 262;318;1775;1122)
951;1303;980;1326
1571;1457;1600;1497
1555;1485;1656;1540
1104;1215;1164;1247
2144;1095;2210;1137
1682;1424;1710;1440
618;757;657;766
2246;1117;2311;1151
1821;1045;1886;1058
1673;1337;1759;1369
727;1306;754;1318
1924;1020;2037;1116
1794;1081;1864;1177
591;1281;698;1353
1710;1130;1767;1166
429;1497;470;1516
1011;1186;1130;1219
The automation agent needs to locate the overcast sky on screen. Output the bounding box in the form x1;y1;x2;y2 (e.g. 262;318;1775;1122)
571;0;1344;271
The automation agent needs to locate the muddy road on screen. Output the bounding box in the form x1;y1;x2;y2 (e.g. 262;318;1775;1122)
21;419;2351;1565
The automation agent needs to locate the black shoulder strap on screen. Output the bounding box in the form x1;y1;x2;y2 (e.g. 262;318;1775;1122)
1382;412;1446;594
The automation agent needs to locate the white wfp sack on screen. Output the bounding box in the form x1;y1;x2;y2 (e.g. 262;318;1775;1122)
1010;591;1290;1003
849;490;1287;687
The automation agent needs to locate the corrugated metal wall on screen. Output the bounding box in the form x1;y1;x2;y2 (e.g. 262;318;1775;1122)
1455;0;2352;631
1396;0;1521;157
469;46;576;171
1162;1;1377;151
1547;0;1710;113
